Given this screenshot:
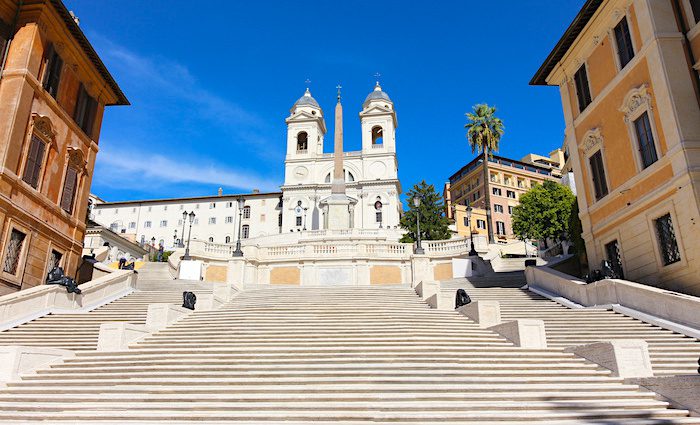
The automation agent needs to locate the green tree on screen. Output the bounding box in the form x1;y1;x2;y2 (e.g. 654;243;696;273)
511;181;576;247
465;104;505;244
568;199;586;256
400;181;451;243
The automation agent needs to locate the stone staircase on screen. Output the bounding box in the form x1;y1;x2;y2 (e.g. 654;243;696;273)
454;286;700;376
0;263;211;352
0;285;696;423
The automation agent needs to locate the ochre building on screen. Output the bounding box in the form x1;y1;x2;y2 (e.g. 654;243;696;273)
532;0;700;295
444;152;562;241
0;0;127;294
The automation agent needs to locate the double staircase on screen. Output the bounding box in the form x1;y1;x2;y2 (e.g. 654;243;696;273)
0;284;697;423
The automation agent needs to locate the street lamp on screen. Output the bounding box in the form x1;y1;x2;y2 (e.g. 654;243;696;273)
466;204;478;256
302;207;308;231
375;199;383;229
413;196;424;254
183;211;195;260
151;236;155;246
180;211;187;247
232;197;245;257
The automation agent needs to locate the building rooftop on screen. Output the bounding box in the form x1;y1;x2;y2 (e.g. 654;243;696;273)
530;0;604;86
92;191;283;207
448;153;555;185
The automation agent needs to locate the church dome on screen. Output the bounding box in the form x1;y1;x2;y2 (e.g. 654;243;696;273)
292;88;320;110
363;82;392;108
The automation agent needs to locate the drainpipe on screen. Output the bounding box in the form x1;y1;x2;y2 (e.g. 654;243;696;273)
671;0;700;109
0;0;22;84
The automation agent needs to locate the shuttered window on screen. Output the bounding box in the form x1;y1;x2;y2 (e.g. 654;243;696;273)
589;150;609;200
574;64;592;112
22;135;46;189
73;84;98;137
42;44;63;99
614;17;635;69
60;167;78;213
634;112;658;168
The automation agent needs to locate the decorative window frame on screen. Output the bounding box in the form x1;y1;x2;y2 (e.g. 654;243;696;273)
0;220;32;287
645;201;687;273
19;114;57;192
620;84;661;172
45;242;66;276
608;8;637;72
580;128;610;203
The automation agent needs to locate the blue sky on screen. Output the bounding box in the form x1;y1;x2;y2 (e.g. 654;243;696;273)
67;1;584;202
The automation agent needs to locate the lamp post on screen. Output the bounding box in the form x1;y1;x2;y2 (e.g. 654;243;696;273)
302;207;308;231
413;196;424;254
466;204;478;256
233;197;244;257
375;199;383;229
180;211;187;247
183;211;195;260
173;230;178;249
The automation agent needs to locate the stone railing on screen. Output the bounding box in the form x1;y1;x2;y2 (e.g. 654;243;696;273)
423;236;487;256
257;242;410;260
526;266;700;335
0;269;137;331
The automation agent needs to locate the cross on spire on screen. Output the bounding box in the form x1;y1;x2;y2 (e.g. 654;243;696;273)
305;78;311;89
374;72;381;85
336;84;342;101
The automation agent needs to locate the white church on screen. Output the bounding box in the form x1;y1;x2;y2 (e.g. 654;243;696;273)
91;82;403;247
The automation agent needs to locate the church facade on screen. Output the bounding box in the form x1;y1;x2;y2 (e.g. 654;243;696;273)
90;83;403;246
280;83;402;233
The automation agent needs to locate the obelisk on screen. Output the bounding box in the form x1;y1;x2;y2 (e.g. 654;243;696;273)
325;84;352;229
331;85;345;195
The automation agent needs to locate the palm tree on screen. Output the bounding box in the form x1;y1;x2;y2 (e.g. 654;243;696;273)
465;104;504;244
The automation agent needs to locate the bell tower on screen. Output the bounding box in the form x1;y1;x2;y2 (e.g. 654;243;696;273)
285;88;326;158
359;82;397;153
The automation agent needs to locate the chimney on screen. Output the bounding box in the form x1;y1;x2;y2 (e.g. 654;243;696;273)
69;11;80;25
252;188;260;194
217;187;223;196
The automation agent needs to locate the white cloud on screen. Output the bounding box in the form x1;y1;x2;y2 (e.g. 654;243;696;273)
94;147;280;194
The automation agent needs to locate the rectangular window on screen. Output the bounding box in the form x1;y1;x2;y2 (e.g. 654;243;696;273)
243;206;251;219
148;206;152;212
179;204;184;210
506;190;516;199
261;214;266;222
226;202;233;208
160;220;167;227
193;218;199;225
60;167;78;214
589;150;609;200
655;213;681;266
508;206;514;214
209;203;216;209
690;0;700;23
376;211;382;223
614;17;635;69
132;208;136;213
22;135;46;189
2;229;26;275
73;84;98;137
129;222;136;229
208;217;216;225
144;221;152;228
177;219;183;226
242;225;250;239
574;64;592;112
47;249;62;273
163;206;167;211
477;219;486;229
494;204;504;213
225;216;233;224
496;221;506;235
604;239;624;279
492;188;502;196
42;44;63;99
296;216;302;226
634;112;658;169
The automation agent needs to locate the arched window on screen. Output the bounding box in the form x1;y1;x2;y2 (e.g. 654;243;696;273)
325;170;355;183
242;225;250;239
296;132;308;152
208;236;214;243
225;235;231;243
371;126;384;145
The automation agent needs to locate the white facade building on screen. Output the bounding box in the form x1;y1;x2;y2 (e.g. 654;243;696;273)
281;84;402;232
90;83;403;248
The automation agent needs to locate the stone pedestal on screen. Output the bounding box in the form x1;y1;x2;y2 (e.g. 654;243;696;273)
145;303;191;331
325;196;352;230
565;339;653;378
97;323;149;351
457;300;501;328
0;346;75;382
179;260;202;280
488;319;547;349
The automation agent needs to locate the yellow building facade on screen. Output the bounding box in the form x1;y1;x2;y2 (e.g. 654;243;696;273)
532;0;700;295
0;0;127;293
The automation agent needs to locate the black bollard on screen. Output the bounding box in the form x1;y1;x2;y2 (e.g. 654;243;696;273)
182;291;197;310
455;289;472;309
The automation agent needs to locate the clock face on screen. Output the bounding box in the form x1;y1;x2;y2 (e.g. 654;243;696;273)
293;166;308;177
